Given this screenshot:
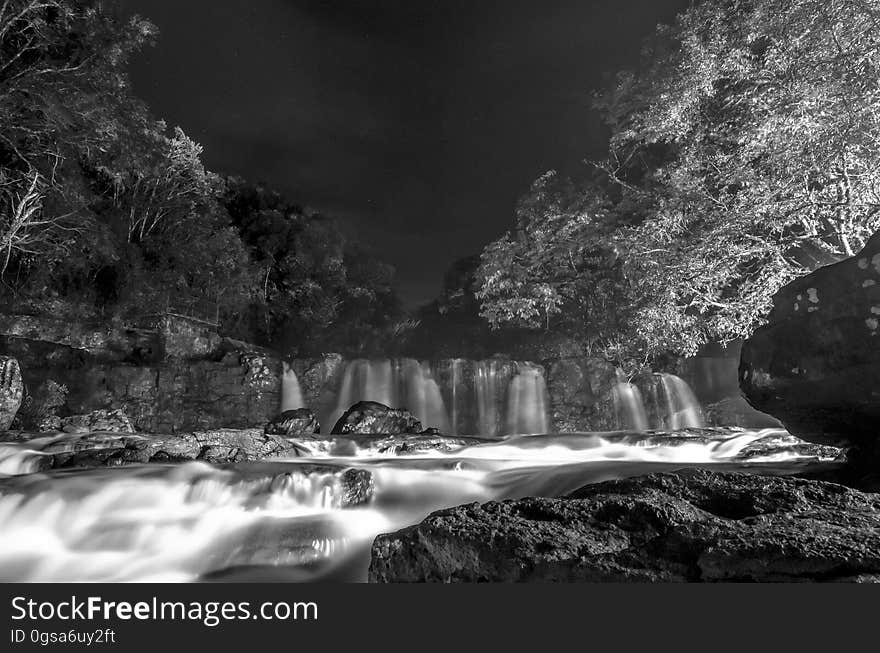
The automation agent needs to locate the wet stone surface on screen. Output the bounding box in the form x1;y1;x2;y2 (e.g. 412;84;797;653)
370;469;880;582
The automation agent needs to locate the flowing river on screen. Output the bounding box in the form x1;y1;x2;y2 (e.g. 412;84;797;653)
0;427;839;582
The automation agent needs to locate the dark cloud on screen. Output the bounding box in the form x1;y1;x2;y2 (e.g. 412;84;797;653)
116;0;689;306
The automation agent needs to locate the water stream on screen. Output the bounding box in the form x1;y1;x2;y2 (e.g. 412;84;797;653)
0;426;837;583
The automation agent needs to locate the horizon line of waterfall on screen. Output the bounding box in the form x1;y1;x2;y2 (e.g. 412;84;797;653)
613;373;705;431
320;358;551;436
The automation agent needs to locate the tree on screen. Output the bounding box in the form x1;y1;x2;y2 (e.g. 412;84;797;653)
476;171;643;363
478;0;880;366
0;0;156;302
0;2;259;325
0;2;400;347
0;169;78;274
222;178;400;351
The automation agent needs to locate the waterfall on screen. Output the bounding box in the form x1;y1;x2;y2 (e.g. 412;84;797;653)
505;364;551;435
450;359;462;434
658;373;705;429
328;359;450;433
331;359;359;428
403;360;451;434
365;359;394;407
281;363;305;411
475;359;500;436
322;357;551;436
612;382;650;431
314;358;707;435
614;373;705;431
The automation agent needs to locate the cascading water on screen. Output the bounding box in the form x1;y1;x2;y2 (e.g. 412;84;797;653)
0;461;387;582
450;359;462;434
328;359;450;434
402;359;450;435
505;364;550;435
323;357;548;436
612;373;704;431
659;373;704;429
475;359;501;436
281;363;305;411
612;383;650;431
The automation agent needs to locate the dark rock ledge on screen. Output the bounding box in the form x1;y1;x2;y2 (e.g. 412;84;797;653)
0;428;299;469
369;469;880;582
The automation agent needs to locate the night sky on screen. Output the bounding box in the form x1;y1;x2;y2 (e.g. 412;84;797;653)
115;0;690;307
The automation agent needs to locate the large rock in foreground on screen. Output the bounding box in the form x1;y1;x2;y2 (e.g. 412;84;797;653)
370;469;880;582
0;356;23;430
741;232;880;467
331;401;423;435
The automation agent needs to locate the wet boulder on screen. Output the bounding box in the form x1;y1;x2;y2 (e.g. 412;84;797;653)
740;230;880;470
339;468;375;506
0;356;23;431
370;469;880;582
265;408;320;437
331;401;423;435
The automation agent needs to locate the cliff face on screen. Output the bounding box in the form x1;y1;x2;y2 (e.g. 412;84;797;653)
0;314;350;433
741;231;880;468
2;336;280;433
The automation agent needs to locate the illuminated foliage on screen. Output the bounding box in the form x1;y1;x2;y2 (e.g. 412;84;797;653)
478;0;880;365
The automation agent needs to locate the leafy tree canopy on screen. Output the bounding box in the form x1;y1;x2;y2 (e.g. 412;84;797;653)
477;0;880;368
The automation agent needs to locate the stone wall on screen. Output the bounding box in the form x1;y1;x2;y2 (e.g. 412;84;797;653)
7;346;282;433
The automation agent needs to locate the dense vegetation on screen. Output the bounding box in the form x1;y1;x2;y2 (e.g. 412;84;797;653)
477;0;880;368
0;1;398;352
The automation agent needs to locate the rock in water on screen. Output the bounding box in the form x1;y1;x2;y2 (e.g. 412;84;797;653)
331;401;423;435
60;408;135;433
340;468;375;506
265;408;320;436
740;230;880;468
0;356;23;430
369;469;880;582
